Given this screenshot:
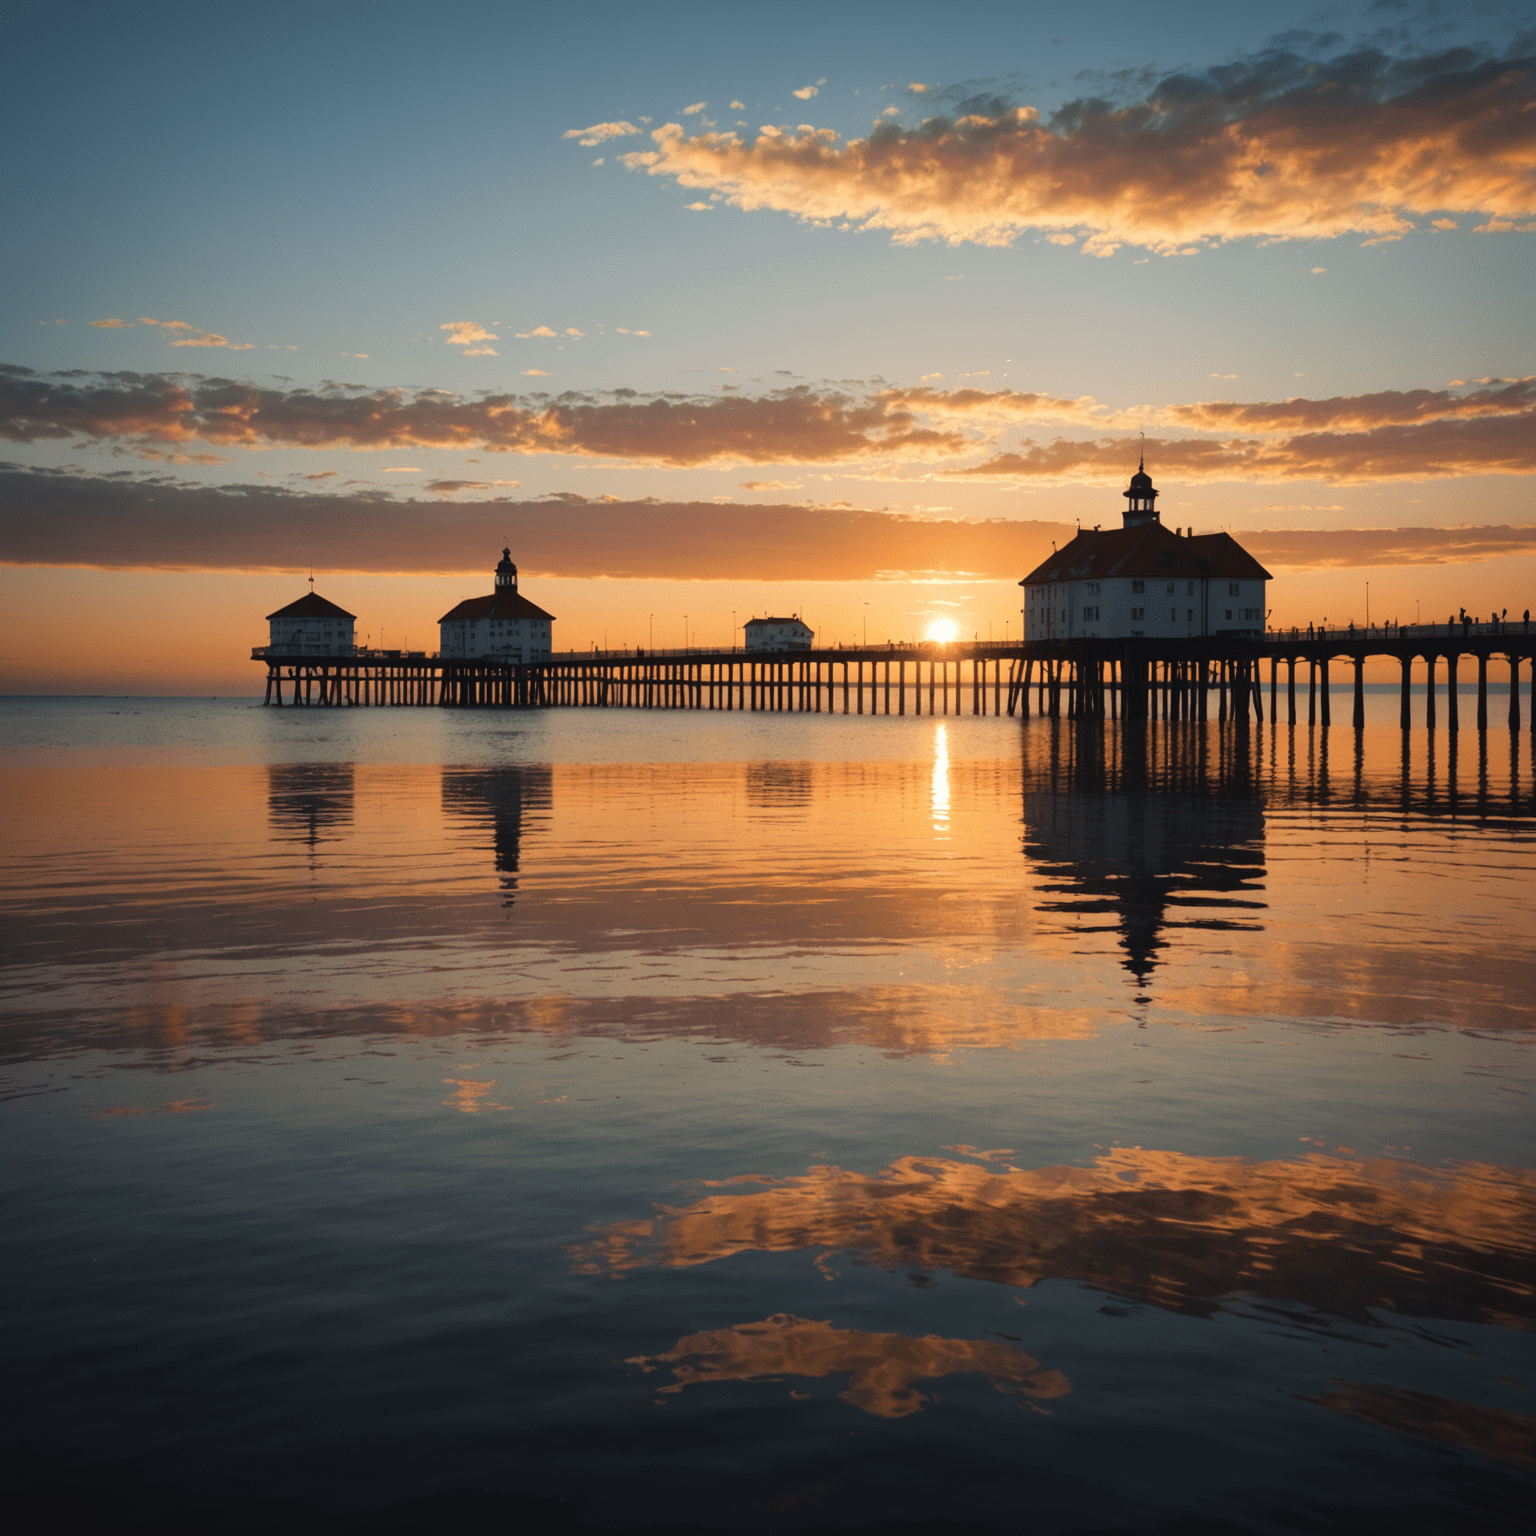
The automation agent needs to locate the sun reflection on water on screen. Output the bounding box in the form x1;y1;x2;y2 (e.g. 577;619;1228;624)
931;723;950;836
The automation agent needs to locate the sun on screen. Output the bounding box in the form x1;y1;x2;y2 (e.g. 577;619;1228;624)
926;618;958;643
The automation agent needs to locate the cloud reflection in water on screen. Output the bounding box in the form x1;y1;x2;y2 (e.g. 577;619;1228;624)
629;1313;1069;1419
576;1149;1536;1329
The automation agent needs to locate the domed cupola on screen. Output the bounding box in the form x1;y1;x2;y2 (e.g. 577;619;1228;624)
495;547;518;592
1122;455;1160;528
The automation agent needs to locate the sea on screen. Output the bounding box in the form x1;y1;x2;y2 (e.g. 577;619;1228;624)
3;693;1533;1533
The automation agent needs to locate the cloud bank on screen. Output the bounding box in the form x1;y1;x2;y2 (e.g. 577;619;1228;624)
615;46;1536;252
958;415;1536;484
2;367;1531;482
2;466;1530;578
0;367;965;468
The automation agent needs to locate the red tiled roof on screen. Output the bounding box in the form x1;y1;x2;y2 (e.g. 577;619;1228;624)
745;616;809;627
1020;521;1271;585
438;590;556;624
266;591;356;621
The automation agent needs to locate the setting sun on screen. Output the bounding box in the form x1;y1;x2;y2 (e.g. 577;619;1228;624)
926;619;959;643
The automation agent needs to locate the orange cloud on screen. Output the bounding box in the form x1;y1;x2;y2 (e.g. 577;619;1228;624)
562;120;641;147
878;385;1106;423
441;321;498;347
958;415;1536;484
91;318;132;329
1168;378;1536;432
617;47;1536;251
5;366;1532;483
0;368;967;467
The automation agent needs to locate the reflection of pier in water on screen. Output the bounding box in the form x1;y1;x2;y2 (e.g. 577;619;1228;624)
441;765;553;904
266;764;355;860
1265;721;1533;823
1023;723;1266;988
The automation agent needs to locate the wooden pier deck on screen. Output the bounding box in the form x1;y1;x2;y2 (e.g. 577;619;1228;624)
255;622;1534;731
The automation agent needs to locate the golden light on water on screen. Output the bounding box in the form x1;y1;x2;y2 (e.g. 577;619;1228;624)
925;618;958;642
931;723;950;837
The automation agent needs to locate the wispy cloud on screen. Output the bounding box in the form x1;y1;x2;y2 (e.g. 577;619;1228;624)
562;120;641;147
617;46;1536;253
91;318;132;329
681;102;708;116
423;478;522;497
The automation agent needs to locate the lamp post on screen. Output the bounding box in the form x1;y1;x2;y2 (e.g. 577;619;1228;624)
649;614;653;651
684;615;689;650
731;610;736;652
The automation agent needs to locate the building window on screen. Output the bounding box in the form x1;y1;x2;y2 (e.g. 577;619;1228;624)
1131;607;1145;620
1087;582;1100;595
1187;581;1195;596
1225;609;1233;620
1228;582;1240;597
1131;580;1144;594
1188;609;1194;621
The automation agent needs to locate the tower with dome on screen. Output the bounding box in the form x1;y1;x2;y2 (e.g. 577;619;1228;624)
438;549;556;663
1020;459;1270;642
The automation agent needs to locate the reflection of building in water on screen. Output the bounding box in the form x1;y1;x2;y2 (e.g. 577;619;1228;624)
1022;723;1265;986
267;764;355;856
441;765;553;902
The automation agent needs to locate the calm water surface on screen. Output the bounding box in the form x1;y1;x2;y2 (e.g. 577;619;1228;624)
3;696;1533;1533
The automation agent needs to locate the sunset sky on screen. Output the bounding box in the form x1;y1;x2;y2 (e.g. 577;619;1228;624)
3;0;1533;691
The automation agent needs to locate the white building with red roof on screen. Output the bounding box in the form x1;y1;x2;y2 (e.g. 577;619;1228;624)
266;589;356;654
438;549;556;662
1020;461;1271;641
744;616;814;652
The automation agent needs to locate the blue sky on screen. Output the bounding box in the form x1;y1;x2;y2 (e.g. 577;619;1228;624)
2;0;1533;683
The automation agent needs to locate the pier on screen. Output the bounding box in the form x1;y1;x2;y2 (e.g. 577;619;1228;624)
255;621;1534;730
